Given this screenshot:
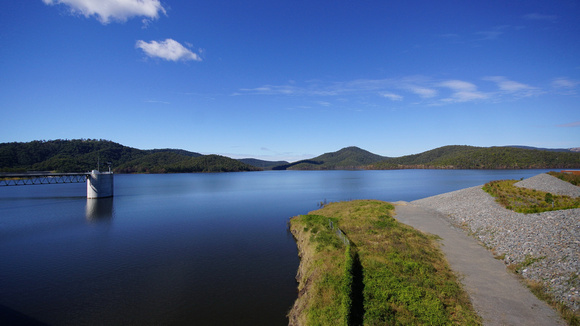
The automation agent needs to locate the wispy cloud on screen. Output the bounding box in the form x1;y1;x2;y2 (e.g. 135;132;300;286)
552;77;579;95
524;13;558;21
238;85;300;95
556;121;580;128
396;76;437;98
475;25;510;41
42;0;166;24
238;79;393;96
237;75;549;106
136;39;202;62
483;76;541;97
439;80;477;91
438;80;488;102
404;85;437;98
238;77;440;100
552;77;579;88
380;92;403;101
144;99;170;104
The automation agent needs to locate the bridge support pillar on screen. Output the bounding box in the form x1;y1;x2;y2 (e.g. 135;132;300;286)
87;170;114;199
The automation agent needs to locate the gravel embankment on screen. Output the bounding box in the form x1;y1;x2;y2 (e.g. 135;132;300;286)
412;173;580;312
515;173;580;198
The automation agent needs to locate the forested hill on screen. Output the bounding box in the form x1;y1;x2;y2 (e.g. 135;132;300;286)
0;139;261;173
273;146;387;170
238;158;289;169
372;145;580;169
2;140;579;173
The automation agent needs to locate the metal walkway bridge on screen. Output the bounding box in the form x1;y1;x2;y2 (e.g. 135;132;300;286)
0;172;89;186
0;171;114;198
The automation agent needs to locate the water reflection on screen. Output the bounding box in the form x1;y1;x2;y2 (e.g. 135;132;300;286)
85;197;114;222
1;170;555;325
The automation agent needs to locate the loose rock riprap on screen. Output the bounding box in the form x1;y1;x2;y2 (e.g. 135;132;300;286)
412;173;580;312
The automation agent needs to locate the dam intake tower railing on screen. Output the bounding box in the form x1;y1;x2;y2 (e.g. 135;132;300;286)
0;170;114;198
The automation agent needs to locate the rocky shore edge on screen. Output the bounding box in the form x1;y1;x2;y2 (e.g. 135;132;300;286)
412;173;580;313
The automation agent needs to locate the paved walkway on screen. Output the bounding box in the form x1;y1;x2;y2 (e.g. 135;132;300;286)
394;203;565;326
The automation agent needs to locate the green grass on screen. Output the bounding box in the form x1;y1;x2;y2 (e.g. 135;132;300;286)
289;200;481;325
290;214;348;326
342;245;355;325
482;179;580;214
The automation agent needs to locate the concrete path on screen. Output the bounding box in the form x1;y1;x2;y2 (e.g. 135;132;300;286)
394;203;565;326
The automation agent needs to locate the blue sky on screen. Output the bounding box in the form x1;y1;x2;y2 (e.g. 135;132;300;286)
1;1;579;162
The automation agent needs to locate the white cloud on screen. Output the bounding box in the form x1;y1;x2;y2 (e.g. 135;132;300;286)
136;39;202;62
495;78;527;92
438;80;477;92
238;85;298;95
552;77;578;95
407;86;437;98
483;76;541;97
144;99;170;104
380;92;403;101
238;77;435;99
552;77;579;89
438;80;488;102
42;0;166;24
395;76;437;98
449;91;488;102
237;75;553;106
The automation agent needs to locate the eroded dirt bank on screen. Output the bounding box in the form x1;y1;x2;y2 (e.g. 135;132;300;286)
287;223;313;326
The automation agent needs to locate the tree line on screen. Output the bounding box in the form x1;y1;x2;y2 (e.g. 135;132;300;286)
0;139;260;173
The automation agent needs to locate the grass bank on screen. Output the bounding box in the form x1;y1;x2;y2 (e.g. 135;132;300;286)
288;200;481;325
482;179;580;213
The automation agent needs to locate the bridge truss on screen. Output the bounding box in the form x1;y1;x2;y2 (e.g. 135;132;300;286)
0;173;88;186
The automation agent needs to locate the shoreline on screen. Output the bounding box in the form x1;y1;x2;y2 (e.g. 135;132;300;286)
287;222;313;326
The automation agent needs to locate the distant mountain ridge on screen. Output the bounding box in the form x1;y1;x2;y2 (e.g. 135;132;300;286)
506;145;577;152
238;158;289;169
1;140;579;173
0;139;259;173
147;148;203;157
372;145;580;170
273;146;386;170
270;145;580;170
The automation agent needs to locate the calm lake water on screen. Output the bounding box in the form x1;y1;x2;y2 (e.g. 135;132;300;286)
0;169;553;325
